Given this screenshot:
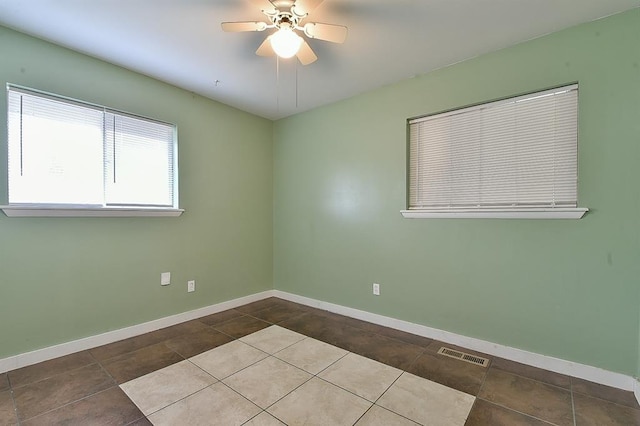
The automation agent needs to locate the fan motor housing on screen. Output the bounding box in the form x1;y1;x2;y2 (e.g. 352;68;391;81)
272;12;299;29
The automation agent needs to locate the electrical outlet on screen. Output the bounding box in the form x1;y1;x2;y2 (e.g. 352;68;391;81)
373;283;380;296
187;280;196;293
161;272;171;286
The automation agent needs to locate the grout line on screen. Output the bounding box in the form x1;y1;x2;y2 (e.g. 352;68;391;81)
9;385;20;426
8;358;98;390
405;346;427;372
570;379;577;426
490;367;573;393
139;382;218;418
240;410;267;425
363;372;422;425
475;398;561;425
9;298;636;425
18;385;118;424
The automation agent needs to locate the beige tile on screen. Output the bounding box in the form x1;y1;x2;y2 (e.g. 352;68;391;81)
377;372;475;425
147;383;260;426
355;405;420;426
244;411;286;425
319;353;402;402
240;325;307;354
268;377;371;426
224;357;311;408
120;360;216;415
275;337;348;375
190;340;267;379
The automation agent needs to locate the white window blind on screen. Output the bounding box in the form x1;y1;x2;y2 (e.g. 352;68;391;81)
408;84;579;211
104;113;175;207
6;85;178;210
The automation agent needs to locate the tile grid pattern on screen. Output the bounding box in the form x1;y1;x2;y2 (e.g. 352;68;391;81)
123;327;457;425
0;297;638;425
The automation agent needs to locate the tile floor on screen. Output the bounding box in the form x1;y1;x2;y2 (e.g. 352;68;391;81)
1;297;639;425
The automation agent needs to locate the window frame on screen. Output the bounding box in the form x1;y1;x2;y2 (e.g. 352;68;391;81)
402;84;588;220
1;84;183;217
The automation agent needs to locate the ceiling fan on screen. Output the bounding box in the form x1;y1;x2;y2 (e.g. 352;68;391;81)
221;0;347;65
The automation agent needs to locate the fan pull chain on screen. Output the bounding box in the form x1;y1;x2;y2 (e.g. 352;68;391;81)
295;59;299;109
276;56;280;112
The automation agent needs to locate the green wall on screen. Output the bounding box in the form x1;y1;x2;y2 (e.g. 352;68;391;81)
0;26;273;359
274;9;640;375
2;9;640;378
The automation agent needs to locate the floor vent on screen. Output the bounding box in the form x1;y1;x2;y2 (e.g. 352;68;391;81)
437;347;490;367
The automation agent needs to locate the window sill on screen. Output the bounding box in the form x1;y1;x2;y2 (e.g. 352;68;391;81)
0;206;184;218
400;208;588;219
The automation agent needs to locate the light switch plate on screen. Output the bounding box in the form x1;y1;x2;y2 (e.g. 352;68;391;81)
373;283;380;296
161;272;171;286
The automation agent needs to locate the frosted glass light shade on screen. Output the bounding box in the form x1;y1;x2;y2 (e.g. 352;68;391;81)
270;28;303;58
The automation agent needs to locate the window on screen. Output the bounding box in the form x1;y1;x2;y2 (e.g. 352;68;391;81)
3;85;181;217
403;84;587;219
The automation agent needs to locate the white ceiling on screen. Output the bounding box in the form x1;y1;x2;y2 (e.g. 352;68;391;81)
0;0;638;120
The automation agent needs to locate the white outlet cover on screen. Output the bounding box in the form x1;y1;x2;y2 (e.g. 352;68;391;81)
161;272;171;286
373;283;380;295
187;280;196;292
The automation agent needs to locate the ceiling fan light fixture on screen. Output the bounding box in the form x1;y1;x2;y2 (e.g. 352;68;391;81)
270;27;303;59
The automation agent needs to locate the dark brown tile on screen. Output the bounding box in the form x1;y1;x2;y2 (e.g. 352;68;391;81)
8;351;95;388
90;321;209;363
149;320;210;341
0;390;17;425
249;304;307;324
198;309;244;326
373;327;434;348
574;392;640;426
0;374;8;392
164;328;234;358
313;310;431;347
279;312;331;340
572;377;640;409
101;343;183;384
234;297;281;313
22;387;145;426
213;315;271;339
491;357;571;389
13;363;114;421
235;297;300;314
407;350;487;395
327;325;424;371
465;399;551;425
478;369;573;426
89;333;163;362
315;310;383;332
298;314;365;346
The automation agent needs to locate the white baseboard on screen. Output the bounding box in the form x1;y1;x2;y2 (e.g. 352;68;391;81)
273;290;637;393
2;288;638;404
0;290;276;374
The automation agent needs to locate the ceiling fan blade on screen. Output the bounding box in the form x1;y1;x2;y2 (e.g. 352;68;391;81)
256;36;276;56
296;40;318;65
248;0;277;14
303;22;347;43
293;0;324;15
221;21;268;32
